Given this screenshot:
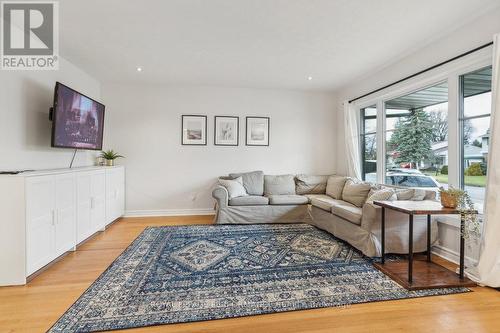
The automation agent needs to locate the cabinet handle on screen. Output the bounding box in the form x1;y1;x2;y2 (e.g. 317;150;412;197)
91;197;95;209
51;209;56;226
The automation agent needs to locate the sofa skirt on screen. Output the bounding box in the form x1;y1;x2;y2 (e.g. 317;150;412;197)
309;206;438;257
214;204;311;225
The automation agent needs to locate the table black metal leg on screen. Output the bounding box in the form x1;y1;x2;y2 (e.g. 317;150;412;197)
408;214;414;284
460;214;465;279
381;207;385;264
427;214;431;262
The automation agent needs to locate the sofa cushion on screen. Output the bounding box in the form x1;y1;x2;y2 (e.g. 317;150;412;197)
295;174;329;195
264;175;296;195
331;203;362;225
342;180;372;207
326;175;348;199
218;177;248;199
268;195;309;205
229;195;269;206
311;195;345;211
229;171;264;196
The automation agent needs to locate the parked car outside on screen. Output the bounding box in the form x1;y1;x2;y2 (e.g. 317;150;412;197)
385;172;440;190
387;168;423;175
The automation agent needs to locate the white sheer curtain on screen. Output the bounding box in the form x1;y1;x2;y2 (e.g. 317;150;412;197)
343;101;362;179
473;33;500;287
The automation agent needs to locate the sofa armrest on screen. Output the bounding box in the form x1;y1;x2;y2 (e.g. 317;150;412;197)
212;185;229;208
361;202;382;230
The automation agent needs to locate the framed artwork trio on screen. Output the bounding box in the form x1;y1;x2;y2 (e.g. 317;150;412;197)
182;115;269;146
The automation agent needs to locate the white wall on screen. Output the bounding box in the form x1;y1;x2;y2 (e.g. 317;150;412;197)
335;7;500;176
0;58;101;170
102;84;336;214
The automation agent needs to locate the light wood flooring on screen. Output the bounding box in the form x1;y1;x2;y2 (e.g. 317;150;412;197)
1;216;499;333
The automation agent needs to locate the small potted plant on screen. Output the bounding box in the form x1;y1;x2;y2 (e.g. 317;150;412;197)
100;149;124;166
439;187;461;208
439;187;480;239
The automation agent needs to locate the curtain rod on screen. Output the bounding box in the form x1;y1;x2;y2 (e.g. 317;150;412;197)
348;41;494;104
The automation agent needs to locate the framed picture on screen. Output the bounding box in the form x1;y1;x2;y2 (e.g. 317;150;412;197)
214;116;239;146
246;117;270;146
182;115;207;145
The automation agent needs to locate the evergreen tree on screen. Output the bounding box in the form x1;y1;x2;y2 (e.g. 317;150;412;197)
389;109;433;169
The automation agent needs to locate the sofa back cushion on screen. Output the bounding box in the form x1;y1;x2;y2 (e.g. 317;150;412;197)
218;177;248;199
342;179;372;207
229;170;264;196
295;174;329;194
325;175;348;199
264;175;296;195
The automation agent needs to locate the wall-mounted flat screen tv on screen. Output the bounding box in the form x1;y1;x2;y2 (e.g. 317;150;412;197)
51;82;105;150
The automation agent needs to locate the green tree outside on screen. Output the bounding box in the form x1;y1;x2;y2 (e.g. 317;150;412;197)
389;109;433;169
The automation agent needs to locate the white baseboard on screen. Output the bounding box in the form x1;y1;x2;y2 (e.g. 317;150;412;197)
432;244;478;267
124;209;215;217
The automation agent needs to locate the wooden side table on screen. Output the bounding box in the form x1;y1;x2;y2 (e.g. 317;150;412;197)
373;200;476;290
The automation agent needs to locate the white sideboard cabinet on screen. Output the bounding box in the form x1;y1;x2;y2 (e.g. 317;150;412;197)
0;166;125;286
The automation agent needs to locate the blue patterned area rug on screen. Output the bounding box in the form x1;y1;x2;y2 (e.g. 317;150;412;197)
49;224;468;332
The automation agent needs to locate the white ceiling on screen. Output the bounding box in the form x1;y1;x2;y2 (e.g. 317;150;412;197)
60;0;500;91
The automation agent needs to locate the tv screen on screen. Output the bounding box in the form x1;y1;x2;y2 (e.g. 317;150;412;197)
51;82;105;150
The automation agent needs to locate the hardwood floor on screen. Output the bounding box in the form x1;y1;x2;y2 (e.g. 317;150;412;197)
1;216;499;333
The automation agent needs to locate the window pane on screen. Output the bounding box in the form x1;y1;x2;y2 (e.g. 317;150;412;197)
462;116;490;213
364;118;376;133
364;107;377;117
361;105;377;181
386;108;411;116
463;66;492;118
363;134;377;183
384;82;448;189
385;112;408;131
460;66;491;213
464;92;492;118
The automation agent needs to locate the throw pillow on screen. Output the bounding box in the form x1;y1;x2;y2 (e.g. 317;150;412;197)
326;175;348;199
229;170;264;196
394;188;427;201
412;189;427;201
395;188;414;200
366;188;396;204
342;179;372;207
295;174;329;195
264;175;296;196
218;177;248;199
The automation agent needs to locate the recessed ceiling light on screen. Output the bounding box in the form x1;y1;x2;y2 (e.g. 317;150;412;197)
307;76;313;81
136;67;143;72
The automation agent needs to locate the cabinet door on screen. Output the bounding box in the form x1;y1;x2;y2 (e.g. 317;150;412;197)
106;167;125;224
54;174;76;256
91;171;106;231
76;172;93;243
26;176;55;275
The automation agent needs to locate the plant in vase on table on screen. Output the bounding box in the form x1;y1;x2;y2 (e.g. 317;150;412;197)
439;187;480;239
100;150;124;166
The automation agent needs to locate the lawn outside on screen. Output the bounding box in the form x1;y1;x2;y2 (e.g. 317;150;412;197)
423;172;486;187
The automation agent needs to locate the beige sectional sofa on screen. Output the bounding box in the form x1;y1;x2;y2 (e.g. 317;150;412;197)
212;171;438;257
